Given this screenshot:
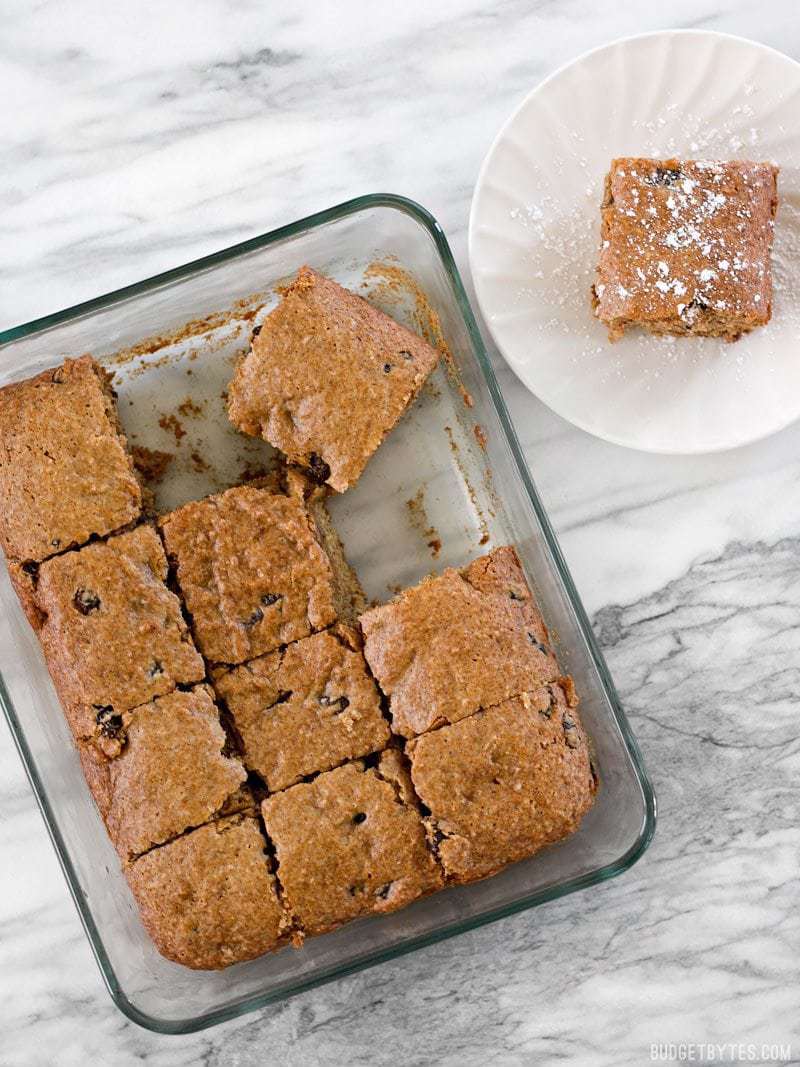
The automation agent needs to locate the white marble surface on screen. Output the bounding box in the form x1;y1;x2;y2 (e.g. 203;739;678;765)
1;1;800;1064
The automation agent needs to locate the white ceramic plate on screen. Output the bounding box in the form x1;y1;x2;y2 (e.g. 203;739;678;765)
469;30;800;454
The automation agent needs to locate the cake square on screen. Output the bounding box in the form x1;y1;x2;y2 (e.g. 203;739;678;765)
212;626;390;792
227;267;440;492
32;525;205;744
0;356;144;564
125;814;291;969
78;685;247;860
359;545;558;738
592;158;778;341
261;756;441;938
407;681;597;883
159;484;342;666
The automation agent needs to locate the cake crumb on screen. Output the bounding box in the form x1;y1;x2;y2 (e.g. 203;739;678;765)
158;414;186;443
131;446;174;484
177;396;205;419
406;488;442;560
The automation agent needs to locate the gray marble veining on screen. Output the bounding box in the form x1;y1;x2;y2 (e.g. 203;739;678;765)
1;1;800;1064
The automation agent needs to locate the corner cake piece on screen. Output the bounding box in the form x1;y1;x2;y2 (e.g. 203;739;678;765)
359;545;559;738
0;356;143;565
212;626;390;792
78;685;247;861
261;755;442;938
126;814;291;969
592;158;778;341
159;483;350;665
407;681;596;883
227;267;440;492
31;525;205;745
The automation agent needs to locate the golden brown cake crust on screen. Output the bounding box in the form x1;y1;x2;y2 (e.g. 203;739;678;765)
212;626;390;792
261;758;442;938
593;158;778;341
125;815;291;970
359;545;558;738
33;525;205;744
0;356;143;563
79;685;246;861
407;681;596;884
159;484;337;665
227;267;440;492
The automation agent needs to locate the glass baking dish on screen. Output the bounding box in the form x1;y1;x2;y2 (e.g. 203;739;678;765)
0;194;655;1034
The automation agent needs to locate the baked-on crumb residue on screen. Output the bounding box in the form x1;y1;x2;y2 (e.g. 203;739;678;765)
444;425;491;548
405;488;441;559
178;396;205;419
131;445;174;484
107;293;267;369
158;413;186;443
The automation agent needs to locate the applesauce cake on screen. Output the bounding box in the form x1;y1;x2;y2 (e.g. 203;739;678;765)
78;685;247;862
158;483;362;666
28;525;205;749
227;267;440;492
1;259;599;971
0;356;144;565
359;545;559;737
407;681;596;883
592;157;779;341
212;626;390;792
126;814;292;969
261;756;442;938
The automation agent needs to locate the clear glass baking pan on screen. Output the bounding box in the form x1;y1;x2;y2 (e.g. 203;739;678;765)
0;194;655;1034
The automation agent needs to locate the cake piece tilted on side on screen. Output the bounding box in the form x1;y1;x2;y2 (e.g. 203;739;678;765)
227;266;440;492
359;545;559;738
407;680;596;884
261;755;442;939
126;814;292;969
212;625;390;793
0;355;143;567
30;525;205;748
78;685;247;862
592;158;778;341
159;483;352;666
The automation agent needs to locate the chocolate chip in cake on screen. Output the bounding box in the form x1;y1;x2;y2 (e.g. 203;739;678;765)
352;811;367;825
272;690;292;706
687;294;710;312
375;882;393;899
319;694;350;713
73;588;101;615
527;632;548;654
243;607;264;628
94;704;123;739
508;590;524;601
251;323;263;339
563;715;580;748
21;561;38;577
148;660;164;677
305;452;331;485
383;363;393;374
648;166;682;186
261;593;282;608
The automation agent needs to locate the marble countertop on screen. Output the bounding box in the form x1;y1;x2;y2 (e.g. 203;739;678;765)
2;2;799;1064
